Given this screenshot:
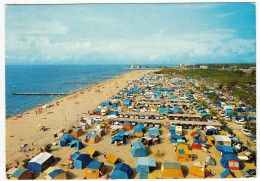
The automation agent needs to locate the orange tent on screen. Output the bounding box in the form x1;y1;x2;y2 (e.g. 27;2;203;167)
84;161;105;179
71;128;84;138
190;162;205;178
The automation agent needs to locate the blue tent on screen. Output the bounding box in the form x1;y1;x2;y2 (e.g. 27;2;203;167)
131;142;147;157
225;109;233;117
102;101;110;106
87;161;103;170
136;158;156;173
71;152;92;169
110;163;133;179
220;153;242;170
169;126;176;134
139;172;148;179
117;130;125;136
60;134;75;146
123;98;132;106
170;134;186;144
68;140;84;150
27;152;54;173
133;124;145;134
48;169;66;179
148;127;160;136
172;108;183;114
215;146;234;154
248;115;256;120
111;135;126;144
221;169;236;178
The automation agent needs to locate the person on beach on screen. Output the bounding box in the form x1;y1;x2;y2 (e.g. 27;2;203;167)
103;152;107;159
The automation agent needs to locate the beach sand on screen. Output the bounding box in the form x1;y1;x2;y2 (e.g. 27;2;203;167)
5;70;151;165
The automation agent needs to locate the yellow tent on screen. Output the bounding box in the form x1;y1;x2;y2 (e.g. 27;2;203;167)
87;147;97;158
176;144;192;161
106;153;118;165
161;161;184;178
190;162;205;178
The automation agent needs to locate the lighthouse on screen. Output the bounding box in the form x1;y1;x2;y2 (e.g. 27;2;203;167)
131;58;134;69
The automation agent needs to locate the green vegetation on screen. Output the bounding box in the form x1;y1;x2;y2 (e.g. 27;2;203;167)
207;92;223;104
157;68;256;107
245;119;256;135
186;63;255;69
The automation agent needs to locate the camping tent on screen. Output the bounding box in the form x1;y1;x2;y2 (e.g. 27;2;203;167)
161;161;184;178
136;158;156;173
70;152;92;169
131;142;147;157
148;127;160;137
71;128;84;138
84;161;105;179
87;147;97;158
68;140;84;150
215;145;234;156
213;135;231;146
189;162;206;178
205;155;216;166
138;136;158;146
133;124;145;137
86;134;100;144
60;134;75;146
27;152;54;173
191;139;203;150
111;135;126;145
221;169;236;178
82;123;90;130
122;122;134;131
110;163;133;179
170;134;186;144
106;153;119;165
44;167;68;180
176;144;192;161
10;169;32;180
220;153;242;170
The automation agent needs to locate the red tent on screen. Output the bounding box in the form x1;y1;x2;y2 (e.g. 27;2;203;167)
191;142;202;150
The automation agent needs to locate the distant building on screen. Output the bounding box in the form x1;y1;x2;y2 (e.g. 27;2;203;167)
179;64;186;67
131;58;134;69
137;65;141;69
200;65;208;69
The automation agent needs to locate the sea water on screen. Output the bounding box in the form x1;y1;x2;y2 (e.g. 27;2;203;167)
5;65;132;118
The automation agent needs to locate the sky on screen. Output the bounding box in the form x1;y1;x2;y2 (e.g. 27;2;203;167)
5;3;256;65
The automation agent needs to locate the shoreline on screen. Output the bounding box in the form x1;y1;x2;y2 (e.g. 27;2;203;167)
6;70;140;120
5;69;155;164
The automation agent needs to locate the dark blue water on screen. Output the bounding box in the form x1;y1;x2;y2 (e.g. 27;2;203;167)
5;65;133;118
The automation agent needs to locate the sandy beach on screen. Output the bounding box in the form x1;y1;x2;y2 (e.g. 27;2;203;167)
5;70;151;165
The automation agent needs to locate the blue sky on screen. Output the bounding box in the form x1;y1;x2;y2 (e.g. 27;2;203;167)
5;3;256;65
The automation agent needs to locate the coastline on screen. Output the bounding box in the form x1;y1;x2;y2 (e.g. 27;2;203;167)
5;69;155;164
6;69;139;119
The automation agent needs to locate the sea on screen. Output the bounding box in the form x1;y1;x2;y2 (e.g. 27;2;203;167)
5;64;172;118
5;65;133;118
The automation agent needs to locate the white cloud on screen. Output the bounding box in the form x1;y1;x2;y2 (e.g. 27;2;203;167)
7;20;69;35
5;28;255;63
